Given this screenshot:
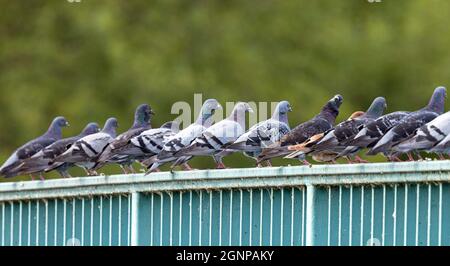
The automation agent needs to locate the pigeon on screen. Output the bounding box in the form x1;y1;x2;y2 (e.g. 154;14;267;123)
145;99;222;172
284;111;366;163
170;102;254;169
99;121;180;170
395;111;450;158
93;104;154;173
367;86;447;160
51;118;118;176
342;111;410;152
257;94;343;165
307;97;387;162
6;122;100;179
429;128;450;156
0;116;69;180
226;101;292;166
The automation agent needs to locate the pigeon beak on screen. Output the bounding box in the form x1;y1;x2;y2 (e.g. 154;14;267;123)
150;110;155;115
66;122;70;127
247;107;254;113
288;106;293;112
217;104;222;109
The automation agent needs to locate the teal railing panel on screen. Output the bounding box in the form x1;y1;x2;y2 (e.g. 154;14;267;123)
0;161;450;246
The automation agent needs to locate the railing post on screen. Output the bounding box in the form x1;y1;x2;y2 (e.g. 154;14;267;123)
305;185;316;246
131;192;140;246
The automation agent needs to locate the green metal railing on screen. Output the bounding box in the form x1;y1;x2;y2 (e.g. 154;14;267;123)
0;161;449;246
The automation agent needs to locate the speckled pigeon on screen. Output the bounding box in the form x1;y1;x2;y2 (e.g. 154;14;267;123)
309;97;387;162
145;99;222;173
341;111;410;156
284;111;366;163
368;86;447;160
93;104;154;173
7;122;100;179
226;101;291;166
429;128;450;156
0;116;69;180
170;102;254;170
257;94;343;165
51;118;118;176
395;111;450;158
101;121;180;170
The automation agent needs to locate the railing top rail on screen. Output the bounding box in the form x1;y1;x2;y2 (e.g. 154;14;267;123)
0;161;449;201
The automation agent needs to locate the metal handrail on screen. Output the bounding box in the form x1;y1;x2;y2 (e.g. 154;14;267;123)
0;161;449;201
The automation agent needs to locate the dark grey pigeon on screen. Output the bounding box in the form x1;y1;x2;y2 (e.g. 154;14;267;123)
367;86;447;159
312;97;386;150
51;118;118;176
6;123;100;179
343;111;410;150
395;111;450;155
0;116;69;180
309;97;387;162
93;104;154;173
257;94;343;165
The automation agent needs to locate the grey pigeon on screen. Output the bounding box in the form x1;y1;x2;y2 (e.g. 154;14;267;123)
395;111;450;157
308;97;387;162
284;111;366;162
145;99;222;172
100;121;180;170
342;111;410;153
257;94;343;165
367;86;447;159
170;102;254;169
0;116;69;180
429;126;450;156
226;101;292;166
6;123;100;179
93;104;154;173
51;118;118;176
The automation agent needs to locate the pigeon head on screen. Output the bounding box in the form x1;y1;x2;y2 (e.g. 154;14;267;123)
102;117;119;137
46;116;69;138
161;121;180;133
228;102;254;124
231;102;254;115
321;94;343;119
366;97;387;118
426;86;447;114
81;122;101;136
274;101;292;114
272;101;292;123
133;104;154;128
197;99;222;124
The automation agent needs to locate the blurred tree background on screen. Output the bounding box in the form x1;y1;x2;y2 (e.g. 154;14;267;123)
1;0;450;181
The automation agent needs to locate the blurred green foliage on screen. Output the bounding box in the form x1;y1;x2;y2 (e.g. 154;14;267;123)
1;0;449;181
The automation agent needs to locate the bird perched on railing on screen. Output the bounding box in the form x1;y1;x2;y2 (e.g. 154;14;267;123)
340;111;410;160
367;86;447;161
51;118;118;176
4;122;100;179
257;94;343;165
284;110;366;163
144;99;222;172
304;96;387;163
0;116;69;180
396;111;450;159
103;121;180;169
225;101;292;167
170;102;254;170
93;104;154;174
